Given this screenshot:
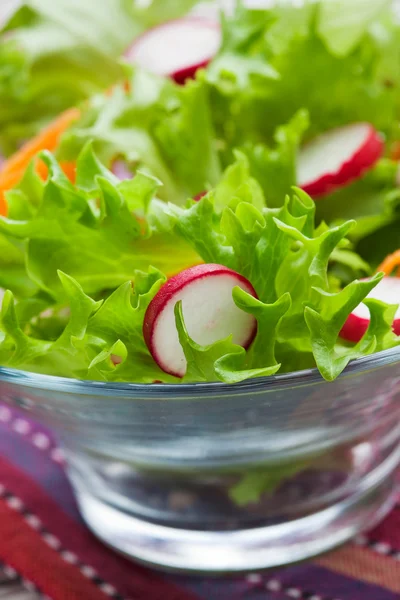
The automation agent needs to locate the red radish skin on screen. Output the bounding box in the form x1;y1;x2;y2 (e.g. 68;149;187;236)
194;191;207;201
339;312;370;344
125;18;221;84
298;123;384;198
340;276;400;343
173;59;212;86
144;264;258;378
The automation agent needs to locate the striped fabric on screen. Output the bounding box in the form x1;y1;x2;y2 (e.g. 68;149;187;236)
0;405;398;600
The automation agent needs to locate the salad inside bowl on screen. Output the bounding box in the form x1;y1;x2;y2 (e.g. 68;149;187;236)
0;0;399;573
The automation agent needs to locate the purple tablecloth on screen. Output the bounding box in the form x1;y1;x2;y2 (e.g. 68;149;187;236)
0;404;398;600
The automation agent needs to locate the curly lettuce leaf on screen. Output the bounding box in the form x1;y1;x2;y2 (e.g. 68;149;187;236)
174;288;290;384
0;268;176;382
151;162;393;379
85;268;177;383
231;287;291;369
0;145;200;301
0;148;397;385
304;274;385;380
0;0;206;153
0;160;47;297
175;300;277;384
51;0;400;257
212;1;400;265
0;272;100;377
240;110;309;207
59;71;222;204
206;0;400;146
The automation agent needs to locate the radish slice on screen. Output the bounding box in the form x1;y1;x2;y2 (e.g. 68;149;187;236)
298;123;384;197
125;18;221;84
143;264;257;377
340;277;400;343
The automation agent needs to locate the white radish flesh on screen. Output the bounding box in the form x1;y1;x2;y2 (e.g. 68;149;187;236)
125;18;221;83
298;123;384;197
340;277;400;343
143;264;257;377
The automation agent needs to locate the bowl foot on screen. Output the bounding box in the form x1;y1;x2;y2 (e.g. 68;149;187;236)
74;470;399;574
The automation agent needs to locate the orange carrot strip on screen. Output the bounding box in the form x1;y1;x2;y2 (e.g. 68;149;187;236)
36;160;77;184
376;250;400;277
0;108;81;214
59;161;77;184
390;141;400;161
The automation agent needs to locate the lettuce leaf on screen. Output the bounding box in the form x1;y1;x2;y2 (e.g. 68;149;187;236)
84;269;177;383
202;0;400;257
230;460;311;506
206;0;400;144
59;71;222;204
53;0;400;257
240;110;309;208
0;268;177;382
151;160;398;380
130;0;212;29
0;0;206;153
317;0;391;56
0;148;395;385
0;144;200;301
175;288;291;384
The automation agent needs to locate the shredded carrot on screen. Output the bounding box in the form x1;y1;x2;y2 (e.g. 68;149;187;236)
376;250;400;277
36;160;77;184
0;107;81;215
390;141;400;161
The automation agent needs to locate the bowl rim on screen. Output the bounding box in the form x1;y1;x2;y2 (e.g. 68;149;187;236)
0;345;399;398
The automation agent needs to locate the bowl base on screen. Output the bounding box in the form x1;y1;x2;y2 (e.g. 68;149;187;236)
75;470;399;574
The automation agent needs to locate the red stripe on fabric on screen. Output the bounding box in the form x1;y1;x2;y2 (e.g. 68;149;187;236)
0;499;108;600
0;457;198;600
368;507;400;550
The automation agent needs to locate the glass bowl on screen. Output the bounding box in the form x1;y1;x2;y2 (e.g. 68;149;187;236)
0;347;399;574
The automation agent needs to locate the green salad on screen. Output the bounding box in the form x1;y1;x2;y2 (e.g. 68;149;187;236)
1;0;400;385
0;0;204;154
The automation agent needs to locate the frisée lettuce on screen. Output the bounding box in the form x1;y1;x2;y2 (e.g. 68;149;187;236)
0;146;398;383
1;0;400;386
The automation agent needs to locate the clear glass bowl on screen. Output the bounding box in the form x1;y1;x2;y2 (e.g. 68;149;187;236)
0;347;399;574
